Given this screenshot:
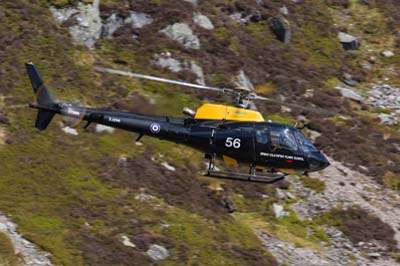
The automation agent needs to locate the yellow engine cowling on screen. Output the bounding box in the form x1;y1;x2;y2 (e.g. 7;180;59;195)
194;103;264;122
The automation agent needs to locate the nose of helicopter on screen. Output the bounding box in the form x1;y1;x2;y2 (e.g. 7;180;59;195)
308;152;330;171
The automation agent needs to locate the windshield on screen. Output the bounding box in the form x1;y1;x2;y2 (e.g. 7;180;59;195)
295;131;318;153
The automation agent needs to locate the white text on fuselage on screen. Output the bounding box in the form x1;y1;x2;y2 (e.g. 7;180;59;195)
260;152;304;161
108;117;121;123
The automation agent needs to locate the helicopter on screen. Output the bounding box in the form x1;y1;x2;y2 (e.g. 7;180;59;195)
26;62;330;183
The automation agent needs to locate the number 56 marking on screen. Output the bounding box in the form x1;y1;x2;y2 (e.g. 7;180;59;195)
225;137;241;149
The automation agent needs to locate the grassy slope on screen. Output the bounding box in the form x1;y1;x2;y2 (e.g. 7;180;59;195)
0;0;399;265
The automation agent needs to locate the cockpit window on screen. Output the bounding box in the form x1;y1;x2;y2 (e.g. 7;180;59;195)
256;130;268;144
269;127;298;151
280;128;298;150
295;131;318;153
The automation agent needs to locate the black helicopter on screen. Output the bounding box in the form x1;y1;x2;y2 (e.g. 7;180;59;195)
26;62;330;183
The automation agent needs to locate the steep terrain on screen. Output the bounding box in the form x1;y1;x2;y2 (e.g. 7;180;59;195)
0;0;399;265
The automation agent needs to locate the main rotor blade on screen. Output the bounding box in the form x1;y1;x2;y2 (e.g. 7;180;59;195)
95;67;238;95
249;93;335;116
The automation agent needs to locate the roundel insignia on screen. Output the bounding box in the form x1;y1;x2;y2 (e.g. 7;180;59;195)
150;123;161;134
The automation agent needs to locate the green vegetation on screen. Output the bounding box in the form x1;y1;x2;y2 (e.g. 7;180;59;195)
0;232;19;266
315;206;397;250
300;176;326;193
383;171;400;191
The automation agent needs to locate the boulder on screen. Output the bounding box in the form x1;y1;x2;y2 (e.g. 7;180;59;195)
275;188;287;200
273;203;288;218
338;32;360;50
234;70;254;90
101;11;152;38
335;86;363;102
378;113;398;126
62;126;79;136
382;50;394;58
50;0;102;48
95;124;115;134
341;73;359;87
268;17;291;44
146;244;170;261
154;53;205;85
161;23;200;50
193;12;214;30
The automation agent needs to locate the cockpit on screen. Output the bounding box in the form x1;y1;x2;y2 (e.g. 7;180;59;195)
255;123;330;171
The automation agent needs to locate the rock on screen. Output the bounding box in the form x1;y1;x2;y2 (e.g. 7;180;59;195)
287;192;296;199
268;17;291;44
0;222;7;231
335;86;363;102
146;244;170;261
338;32;360;50
117;156;127;166
193;12;214;30
273;203;288;218
50;0;102;48
126;11;153;28
342;73;359;87
121;235;136;248
161;162;176;171
135;193;155;202
62;126;79;136
279;6;289;15
378;113;398;126
101;11;153;38
382;50;394;58
234;70;254;90
276;188;287;200
221;197;235;213
155;55;182;73
161;23;200;49
95;124;115;134
154;53;205;85
367;252;381;258
368;84;400;110
189;61;205;85
183;0;198;5
101;13;124;38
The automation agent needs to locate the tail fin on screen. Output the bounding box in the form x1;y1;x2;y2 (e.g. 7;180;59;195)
25;63;56;130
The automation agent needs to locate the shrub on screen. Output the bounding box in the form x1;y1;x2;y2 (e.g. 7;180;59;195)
301;176;326;193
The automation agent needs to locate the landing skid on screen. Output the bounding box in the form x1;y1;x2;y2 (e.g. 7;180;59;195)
204;154;287;184
206;170;287;183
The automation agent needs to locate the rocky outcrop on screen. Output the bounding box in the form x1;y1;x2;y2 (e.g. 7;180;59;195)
101;11;153;38
335;86;363;102
50;0;102;48
154;53;205;84
233;70;254;90
161;23;200;50
0;212;52;266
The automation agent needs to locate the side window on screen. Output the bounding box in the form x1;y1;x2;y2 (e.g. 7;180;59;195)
280;128;298;150
269;127;298;151
256;130;268;144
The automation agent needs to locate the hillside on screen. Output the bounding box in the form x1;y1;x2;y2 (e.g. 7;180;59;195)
0;0;399;265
